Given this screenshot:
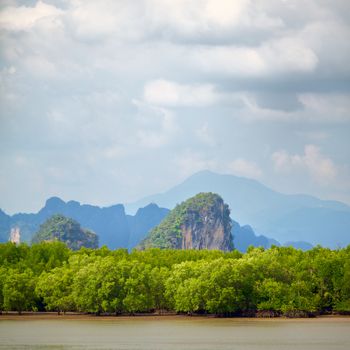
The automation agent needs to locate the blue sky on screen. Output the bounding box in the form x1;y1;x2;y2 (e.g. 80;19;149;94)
0;0;350;213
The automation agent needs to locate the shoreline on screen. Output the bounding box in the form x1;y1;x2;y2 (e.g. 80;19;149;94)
1;312;349;322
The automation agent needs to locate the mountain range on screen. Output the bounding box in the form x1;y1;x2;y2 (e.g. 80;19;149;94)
126;171;350;248
1;170;349;249
1;197;279;252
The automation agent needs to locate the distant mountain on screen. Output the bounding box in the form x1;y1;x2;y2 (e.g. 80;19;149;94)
0;198;169;250
126;171;350;248
232;221;280;252
126;203;170;249
139;193;233;251
38;197;130;249
32;214;98;250
0;197;129;249
283;241;313;251
232;221;314;252
0;209;11;242
0;194;313;251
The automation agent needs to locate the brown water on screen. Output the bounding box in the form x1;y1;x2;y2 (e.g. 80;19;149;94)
0;316;349;350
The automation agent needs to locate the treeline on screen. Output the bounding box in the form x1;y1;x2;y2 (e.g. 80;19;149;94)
0;242;349;317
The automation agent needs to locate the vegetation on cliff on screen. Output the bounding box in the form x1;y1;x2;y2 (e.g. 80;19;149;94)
0;242;349;316
139;193;233;251
32;214;98;250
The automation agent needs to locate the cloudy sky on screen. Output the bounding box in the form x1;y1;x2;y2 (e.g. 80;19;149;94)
1;0;350;214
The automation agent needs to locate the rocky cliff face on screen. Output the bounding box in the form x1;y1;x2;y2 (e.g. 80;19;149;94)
139;193;233;251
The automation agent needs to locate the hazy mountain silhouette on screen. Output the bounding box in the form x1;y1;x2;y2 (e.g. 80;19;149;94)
0;195;313;251
126;170;350;248
0;198;169;250
1;170;347;248
126;203;170;249
0;197;129;249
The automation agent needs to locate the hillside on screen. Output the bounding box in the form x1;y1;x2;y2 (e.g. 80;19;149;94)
139;193;233;251
32;214;98;250
126;171;350;248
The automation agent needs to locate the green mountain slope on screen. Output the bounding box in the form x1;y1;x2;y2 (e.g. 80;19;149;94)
126;170;350;248
32;214;98;250
139;192;233;251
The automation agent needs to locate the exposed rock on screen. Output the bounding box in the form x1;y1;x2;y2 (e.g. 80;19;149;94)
9;227;21;244
139;193;233;251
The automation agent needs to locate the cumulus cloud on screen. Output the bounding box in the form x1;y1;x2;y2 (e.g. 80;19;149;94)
143;79;220;107
191;37;318;78
147;0;284;42
66;0;148;41
0;1;63;31
191;46;266;77
272;145;337;185
0;0;350;212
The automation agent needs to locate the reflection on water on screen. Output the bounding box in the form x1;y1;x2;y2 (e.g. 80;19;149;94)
0;317;349;350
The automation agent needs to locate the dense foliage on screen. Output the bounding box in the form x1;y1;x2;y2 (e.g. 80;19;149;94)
0;242;349;316
139;193;232;250
32;214;98;250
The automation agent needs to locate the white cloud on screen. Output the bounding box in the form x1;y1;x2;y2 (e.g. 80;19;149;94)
228;158;263;179
143;79;220;107
191;36;318;77
67;0;146;40
147;0;283;39
272;145;337;185
300;19;350;76
260;37;319;73
1;0;280;40
1;0;350;212
192;46;266;77
298;93;350;122
0;1;63;31
133;100;179;148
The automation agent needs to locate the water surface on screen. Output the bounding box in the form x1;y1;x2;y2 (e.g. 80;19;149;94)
0;316;349;350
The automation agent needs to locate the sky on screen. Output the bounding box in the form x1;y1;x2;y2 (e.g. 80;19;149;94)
0;0;350;214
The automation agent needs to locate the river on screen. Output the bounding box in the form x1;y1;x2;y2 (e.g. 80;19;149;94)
0;316;349;350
